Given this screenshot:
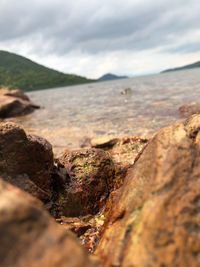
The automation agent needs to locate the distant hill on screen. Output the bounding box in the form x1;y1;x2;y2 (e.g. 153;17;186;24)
162;61;200;73
98;73;128;81
0;50;93;91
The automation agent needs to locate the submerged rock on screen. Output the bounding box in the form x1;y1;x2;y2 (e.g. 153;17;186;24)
55;148;115;217
96;114;200;267
0;178;97;267
120;88;132;95
0;122;54;201
0;88;39;118
179;102;200;118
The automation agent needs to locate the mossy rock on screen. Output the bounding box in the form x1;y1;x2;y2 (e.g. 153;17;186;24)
56;148;115;217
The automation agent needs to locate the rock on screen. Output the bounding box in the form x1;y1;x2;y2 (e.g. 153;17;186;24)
91;136;118;149
57;214;105;253
57;216;93;236
79;136;92;148
55;148;115;217
92;136;148;167
4;88;30;101
0;88;39;118
0;178;97;267
179;102;200;118
91;136;148;166
92;136;148;190
120;88;132;95
0;122;54;201
96;114;200;267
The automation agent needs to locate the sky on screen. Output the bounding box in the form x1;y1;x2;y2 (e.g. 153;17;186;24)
0;0;200;78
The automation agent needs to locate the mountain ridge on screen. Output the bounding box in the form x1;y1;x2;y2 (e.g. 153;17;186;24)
97;73;128;81
0;50;94;91
162;61;200;73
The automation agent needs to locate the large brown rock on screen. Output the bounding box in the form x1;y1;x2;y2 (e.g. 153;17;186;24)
55;148;115;217
0;178;97;267
0;122;54;201
0;88;39;118
96;114;200;267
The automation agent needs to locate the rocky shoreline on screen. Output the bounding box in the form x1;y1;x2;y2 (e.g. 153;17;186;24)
0;89;200;266
0;88;39;118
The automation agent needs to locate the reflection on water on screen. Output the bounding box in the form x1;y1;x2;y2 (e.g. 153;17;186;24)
12;69;200;155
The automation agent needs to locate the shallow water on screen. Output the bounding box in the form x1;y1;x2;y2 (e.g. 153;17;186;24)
12;68;200;155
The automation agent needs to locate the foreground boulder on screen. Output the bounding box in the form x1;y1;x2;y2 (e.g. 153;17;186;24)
55;148;115;217
0;88;39;118
96;114;200;267
0;178;97;267
0;122;54;201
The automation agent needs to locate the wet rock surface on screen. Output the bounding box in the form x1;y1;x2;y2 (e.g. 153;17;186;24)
0;88;39;118
0;122;54;201
54;148;115;217
95;114;200;267
0;178;97;267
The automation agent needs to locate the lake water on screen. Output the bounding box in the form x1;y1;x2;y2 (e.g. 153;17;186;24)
12;69;200;155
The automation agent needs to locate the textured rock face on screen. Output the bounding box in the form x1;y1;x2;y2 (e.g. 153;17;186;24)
0;122;54;201
0;178;97;267
92;136;148;168
56;148;115;217
57;214;105;253
0;88;39;118
92;136;148;190
96;114;200;267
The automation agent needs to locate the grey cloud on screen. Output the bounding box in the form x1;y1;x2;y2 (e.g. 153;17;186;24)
166;41;200;54
0;0;200;56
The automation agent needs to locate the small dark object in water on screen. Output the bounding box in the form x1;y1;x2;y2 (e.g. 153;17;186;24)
120;88;132;95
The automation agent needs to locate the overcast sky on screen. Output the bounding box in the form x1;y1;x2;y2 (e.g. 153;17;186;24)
0;0;200;78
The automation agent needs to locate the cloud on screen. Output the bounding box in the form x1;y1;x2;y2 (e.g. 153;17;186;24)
0;0;200;77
